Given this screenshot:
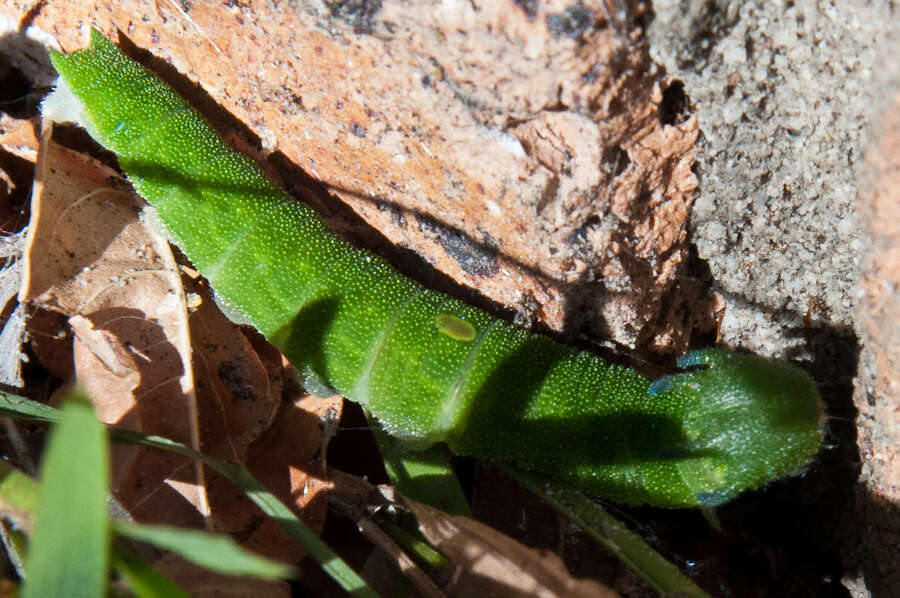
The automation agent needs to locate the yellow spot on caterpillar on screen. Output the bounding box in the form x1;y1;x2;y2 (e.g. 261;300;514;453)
435;314;476;341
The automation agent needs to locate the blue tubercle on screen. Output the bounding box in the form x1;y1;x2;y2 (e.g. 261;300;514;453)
676;349;712;368
648;375;674;396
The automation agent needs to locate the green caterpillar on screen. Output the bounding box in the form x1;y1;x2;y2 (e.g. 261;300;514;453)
43;30;823;508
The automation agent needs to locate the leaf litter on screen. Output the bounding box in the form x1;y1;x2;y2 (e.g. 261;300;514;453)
19;129;342;590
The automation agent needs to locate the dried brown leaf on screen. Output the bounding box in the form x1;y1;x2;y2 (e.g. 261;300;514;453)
327;471;618;598
0;115;37;237
0;116;39;163
406;497;619;598
22;132;338;569
151;553;291;598
186;273;341;564
23;134;206;526
185;273;281;463
236;388;341;564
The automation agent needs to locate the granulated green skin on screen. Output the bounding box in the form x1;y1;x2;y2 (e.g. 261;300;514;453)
46;31;824;508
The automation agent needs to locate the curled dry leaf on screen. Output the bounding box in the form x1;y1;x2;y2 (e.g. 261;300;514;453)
186;272;342;564
237;385;340;564
0;116;38;387
0;115;40;163
23;134;206;527
22;134;340;569
0;115;38;209
186;272;281;464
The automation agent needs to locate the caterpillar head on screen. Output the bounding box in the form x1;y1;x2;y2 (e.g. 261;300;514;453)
650;349;825;507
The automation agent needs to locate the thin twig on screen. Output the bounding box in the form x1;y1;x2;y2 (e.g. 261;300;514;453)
329;494;447;598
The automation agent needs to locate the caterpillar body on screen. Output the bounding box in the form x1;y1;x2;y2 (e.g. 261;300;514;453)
44;30;823;508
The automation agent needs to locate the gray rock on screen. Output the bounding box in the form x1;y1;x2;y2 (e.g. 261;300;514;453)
647;0;898;357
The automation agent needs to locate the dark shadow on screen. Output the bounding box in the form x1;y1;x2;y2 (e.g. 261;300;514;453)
712;324;858;597
277;296;341;387
0;27;56;119
847;491;900;596
0;27;57;234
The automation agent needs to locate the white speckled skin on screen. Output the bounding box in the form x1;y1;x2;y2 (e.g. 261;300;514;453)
45;30;824;508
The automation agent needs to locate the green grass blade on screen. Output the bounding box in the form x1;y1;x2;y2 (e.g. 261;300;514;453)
0;461;38;578
0;391;378;598
508;467;712;598
22;389;110;598
0;460;39;515
0;463;38;579
114;521;294;580
0;392;60;423
211;459;379;597
379;519;449;574
110;544;189;598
